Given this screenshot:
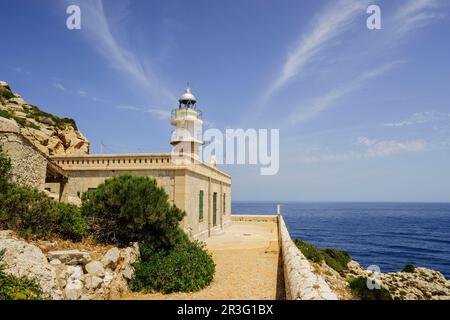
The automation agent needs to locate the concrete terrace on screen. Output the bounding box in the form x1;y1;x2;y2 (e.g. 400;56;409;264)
124;217;284;300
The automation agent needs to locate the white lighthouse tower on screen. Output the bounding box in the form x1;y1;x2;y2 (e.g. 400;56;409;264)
170;84;203;160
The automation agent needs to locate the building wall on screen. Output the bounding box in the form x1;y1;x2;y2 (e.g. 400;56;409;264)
49;154;231;240
0;121;47;190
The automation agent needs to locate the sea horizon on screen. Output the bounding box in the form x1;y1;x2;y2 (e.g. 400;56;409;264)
232;201;450;279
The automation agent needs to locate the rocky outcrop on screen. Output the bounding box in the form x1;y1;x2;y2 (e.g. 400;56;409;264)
0;230;139;300
344;260;450;300
0;81;89;156
311;257;450;300
0;231;63;300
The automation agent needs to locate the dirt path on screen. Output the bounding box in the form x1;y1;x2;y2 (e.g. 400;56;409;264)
123;221;283;300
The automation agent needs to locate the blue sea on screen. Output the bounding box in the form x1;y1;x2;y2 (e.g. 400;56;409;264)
231;202;450;278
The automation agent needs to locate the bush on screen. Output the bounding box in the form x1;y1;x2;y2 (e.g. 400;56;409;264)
293;239;351;273
0;87;15;100
0;145;12;192
81;174;185;247
0;183;85;241
401;264;415;273
321;248;351;273
347;276;392;300
0;249;43;300
0;147;85;241
293;239;323;263
130;236;216;294
55;202;86;242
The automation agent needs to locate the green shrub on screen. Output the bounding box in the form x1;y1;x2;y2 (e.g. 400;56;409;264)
131;236;215;294
347;276;392;300
0;184;60;239
27;105;78;130
55;203;86;242
0;109;13;120
81;174;185;247
401;264;415;273
0;249;43;300
0;147;85;241
293;239;351;273
0;87;15;100
321;248;351;273
0;183;85;241
0;145;12;192
293;239;322;263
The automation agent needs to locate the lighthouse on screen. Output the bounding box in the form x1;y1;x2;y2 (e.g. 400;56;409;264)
170;85;203;159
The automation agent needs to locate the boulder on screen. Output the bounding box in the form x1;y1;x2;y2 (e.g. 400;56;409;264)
50;259;62;266
66;265;84;281
0;231;63;300
101;247;121;269
85;261;105;277
47;250;91;265
84;275;103;290
65;279;83;300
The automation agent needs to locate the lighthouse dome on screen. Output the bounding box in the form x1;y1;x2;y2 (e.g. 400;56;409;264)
179;86;197;103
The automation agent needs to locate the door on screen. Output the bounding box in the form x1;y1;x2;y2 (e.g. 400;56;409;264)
213;192;217;226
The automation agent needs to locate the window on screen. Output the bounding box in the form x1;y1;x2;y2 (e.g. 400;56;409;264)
199;190;204;221
213;192;217;226
223;193;226;214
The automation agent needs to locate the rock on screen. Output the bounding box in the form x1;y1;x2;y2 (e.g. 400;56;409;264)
101;247;121;269
66;265;84;281
0;232;63;300
7;97;26;105
122;265;134;280
84;275;103;290
120;243;140;266
103;271;114;287
65;279;83;300
50;259;62;266
47;250;91;265
0;81;11;90
85;261;105;277
67;196;82;207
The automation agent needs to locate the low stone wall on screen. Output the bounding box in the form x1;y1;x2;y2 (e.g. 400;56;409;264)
231;214;278;223
278;215;338;300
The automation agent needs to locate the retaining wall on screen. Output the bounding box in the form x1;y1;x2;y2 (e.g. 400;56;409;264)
278;215;338;300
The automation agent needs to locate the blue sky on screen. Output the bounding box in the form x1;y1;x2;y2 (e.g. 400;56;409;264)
1;0;450;202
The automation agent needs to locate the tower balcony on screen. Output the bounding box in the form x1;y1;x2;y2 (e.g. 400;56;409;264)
171;108;203;125
170;129;203;145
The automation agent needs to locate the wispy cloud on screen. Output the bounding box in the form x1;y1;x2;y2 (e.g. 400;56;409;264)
77;90;88;97
266;0;367;98
53;82;66;91
79;0;175;103
297;136;428;164
287;61;404;125
384;111;450;127
116;105;170;120
394;0;443;34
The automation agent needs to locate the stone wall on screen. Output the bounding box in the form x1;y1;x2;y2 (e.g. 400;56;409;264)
0;118;47;190
278;215;338;300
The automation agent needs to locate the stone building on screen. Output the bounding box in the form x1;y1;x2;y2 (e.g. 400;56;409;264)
1;87;231;240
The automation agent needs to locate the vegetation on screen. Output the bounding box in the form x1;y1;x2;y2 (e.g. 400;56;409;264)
294;239;351;273
1;146;215;293
0;146;86;241
401;264;416;273
0;249;43;300
27;105;78;130
81;174;185;248
347;276;392;300
0;87;15;100
131;235;215;294
0;145;12;192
